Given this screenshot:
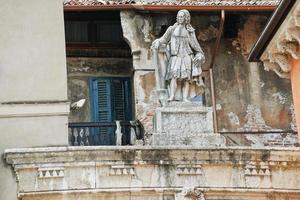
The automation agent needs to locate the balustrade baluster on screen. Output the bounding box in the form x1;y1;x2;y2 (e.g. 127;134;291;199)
68;121;141;146
73;128;79;146
79;128;84;146
85;127;90;145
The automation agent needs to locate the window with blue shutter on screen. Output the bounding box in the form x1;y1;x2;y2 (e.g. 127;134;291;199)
90;77;132;145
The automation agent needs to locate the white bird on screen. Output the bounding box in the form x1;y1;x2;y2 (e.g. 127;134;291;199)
70;99;86;110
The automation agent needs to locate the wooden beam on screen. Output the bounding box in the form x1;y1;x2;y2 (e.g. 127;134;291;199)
64;5;276;12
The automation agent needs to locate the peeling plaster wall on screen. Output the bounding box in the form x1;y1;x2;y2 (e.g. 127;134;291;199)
0;1;69;200
67;57;133;122
119;11;297;146
120;12;218;144
134;71;159;144
67;11;296;146
214;15;297;146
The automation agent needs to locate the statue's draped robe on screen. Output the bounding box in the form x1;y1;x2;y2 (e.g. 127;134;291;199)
161;25;204;81
156;23;205;100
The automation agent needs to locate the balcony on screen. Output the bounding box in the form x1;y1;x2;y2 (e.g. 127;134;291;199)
68;121;144;146
5;146;300;200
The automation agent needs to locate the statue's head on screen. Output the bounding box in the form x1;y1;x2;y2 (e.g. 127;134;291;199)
177;9;191;25
176;10;186;25
182;9;191;24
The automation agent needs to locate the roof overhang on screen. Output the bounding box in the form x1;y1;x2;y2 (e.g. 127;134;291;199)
248;0;297;62
248;0;300;79
64;5;277;12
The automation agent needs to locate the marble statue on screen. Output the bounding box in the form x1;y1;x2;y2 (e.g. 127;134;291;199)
152;9;205;102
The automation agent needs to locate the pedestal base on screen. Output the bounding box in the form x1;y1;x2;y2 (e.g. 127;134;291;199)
153;132;225;146
153;102;225;146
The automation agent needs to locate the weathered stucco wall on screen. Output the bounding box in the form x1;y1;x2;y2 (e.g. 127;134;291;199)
67;57;133;122
5;146;300;200
0;0;69;200
213;15;297;146
66;11;297;146
119;11;297;146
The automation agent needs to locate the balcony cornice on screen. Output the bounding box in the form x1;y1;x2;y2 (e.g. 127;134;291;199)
5;146;300;200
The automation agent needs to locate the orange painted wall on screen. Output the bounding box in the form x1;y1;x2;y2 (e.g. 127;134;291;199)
291;56;300;142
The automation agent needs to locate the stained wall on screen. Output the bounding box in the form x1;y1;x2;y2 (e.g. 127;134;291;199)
67;11;297;146
119;11;297;146
0;0;69;200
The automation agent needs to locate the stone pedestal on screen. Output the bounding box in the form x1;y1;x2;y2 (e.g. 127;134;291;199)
153;102;225;146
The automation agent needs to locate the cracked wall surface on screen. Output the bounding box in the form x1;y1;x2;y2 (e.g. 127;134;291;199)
67;57;133;123
213;14;297;146
67;11;297;146
120;11;296;146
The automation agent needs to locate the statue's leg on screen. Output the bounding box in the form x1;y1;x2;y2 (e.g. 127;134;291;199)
183;81;190;102
168;78;177;101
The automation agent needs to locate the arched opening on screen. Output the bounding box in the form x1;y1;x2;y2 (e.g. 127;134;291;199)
64;11;135;145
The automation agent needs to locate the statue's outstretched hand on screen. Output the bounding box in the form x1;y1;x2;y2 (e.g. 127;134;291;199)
193;54;205;66
151;39;160;50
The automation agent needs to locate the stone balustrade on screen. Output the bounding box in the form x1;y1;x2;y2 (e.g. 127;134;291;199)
4;146;300;200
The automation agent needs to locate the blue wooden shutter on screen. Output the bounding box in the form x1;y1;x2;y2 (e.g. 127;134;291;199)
112;78;132;144
90;77;132;145
90;78;112;122
123;79;132;121
90;78;113;145
97;79;112;122
112;79;125;121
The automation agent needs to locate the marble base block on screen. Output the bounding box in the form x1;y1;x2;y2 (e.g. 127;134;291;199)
153;102;225;146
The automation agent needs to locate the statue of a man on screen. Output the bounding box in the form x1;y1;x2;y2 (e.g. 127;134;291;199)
152;9;205;102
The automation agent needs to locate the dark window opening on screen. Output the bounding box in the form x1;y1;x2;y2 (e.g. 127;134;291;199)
223;12;272;39
64;11;127;47
224;14;240;39
65;21;89;42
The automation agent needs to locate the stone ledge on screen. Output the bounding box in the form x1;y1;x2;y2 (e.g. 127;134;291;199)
5;147;300;200
5;147;300;173
6;147;300;171
0;102;70;118
17;187;300;200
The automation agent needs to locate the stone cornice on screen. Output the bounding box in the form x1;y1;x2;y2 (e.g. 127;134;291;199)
5;146;300;166
262;1;300;79
5;147;300;200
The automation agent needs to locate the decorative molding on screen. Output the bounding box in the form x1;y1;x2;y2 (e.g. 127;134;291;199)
5;147;300;166
109;165;135;176
38;167;64;178
262;60;290;79
4;147;300;199
176;165;203;176
262;3;300;79
175;188;205;200
14;169;20;182
244;162;271;177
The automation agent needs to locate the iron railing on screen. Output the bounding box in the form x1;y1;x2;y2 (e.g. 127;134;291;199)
68;121;143;146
